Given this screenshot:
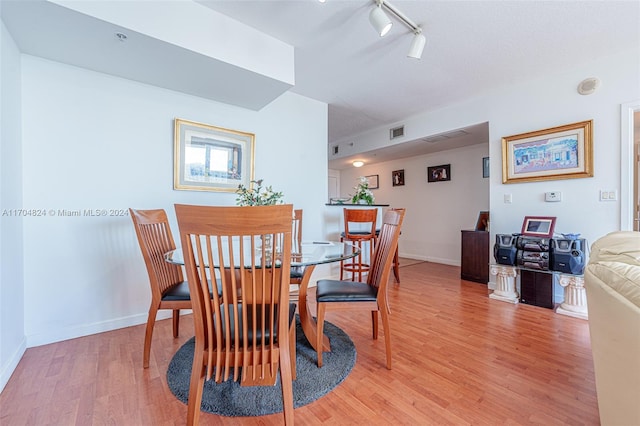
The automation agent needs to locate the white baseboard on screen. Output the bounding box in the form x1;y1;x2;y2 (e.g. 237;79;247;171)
0;336;26;393
25;310;179;348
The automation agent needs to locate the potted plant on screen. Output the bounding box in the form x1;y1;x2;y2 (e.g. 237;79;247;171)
235;179;284;206
351;176;374;205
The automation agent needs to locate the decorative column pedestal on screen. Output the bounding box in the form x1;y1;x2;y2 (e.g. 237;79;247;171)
489;265;519;304
555;275;588;320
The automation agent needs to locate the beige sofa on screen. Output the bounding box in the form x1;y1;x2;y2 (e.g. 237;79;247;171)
584;231;640;425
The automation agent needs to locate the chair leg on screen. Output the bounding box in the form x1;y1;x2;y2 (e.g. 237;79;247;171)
371;310;378;340
392;248;400;283
316;303;326;367
279;339;295;425
172;309;180;338
380;306;392;370
143;304;159;369
289;319;297;381
186;344;206;426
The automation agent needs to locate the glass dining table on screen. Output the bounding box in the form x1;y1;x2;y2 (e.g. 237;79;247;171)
165;240;359;353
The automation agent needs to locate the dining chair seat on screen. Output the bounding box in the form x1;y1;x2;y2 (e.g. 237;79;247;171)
162;280;219;302
316;280;378;302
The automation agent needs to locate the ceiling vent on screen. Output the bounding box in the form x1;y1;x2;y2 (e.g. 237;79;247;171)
332;145;339;155
390;125;404;140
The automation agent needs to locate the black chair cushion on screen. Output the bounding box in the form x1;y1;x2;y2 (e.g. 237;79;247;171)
316;279;378;303
340;231;376;238
162;279;221;301
290;266;304;279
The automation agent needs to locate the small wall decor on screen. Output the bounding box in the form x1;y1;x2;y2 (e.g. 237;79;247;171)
365;174;379;189
482;157;490;178
427;164;451;182
392;169;405;186
502;119;593;184
521;216;557;238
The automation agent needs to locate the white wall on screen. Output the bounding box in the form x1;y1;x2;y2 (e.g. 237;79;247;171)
333;47;639;263
20;55;328;347
338;143;489;265
0;20;26;392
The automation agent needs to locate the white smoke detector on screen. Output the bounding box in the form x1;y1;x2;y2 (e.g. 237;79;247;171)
577;77;600;95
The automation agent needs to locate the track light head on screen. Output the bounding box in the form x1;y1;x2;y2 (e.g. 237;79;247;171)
408;30;426;59
369;4;393;37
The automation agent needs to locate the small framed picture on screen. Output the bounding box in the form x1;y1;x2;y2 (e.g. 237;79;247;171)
392;170;405;186
482;157;490;178
365;174;379;189
521;216;556;238
427;164;451;183
475;211;489;231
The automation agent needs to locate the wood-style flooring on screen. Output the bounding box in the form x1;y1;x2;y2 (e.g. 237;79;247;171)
0;261;599;425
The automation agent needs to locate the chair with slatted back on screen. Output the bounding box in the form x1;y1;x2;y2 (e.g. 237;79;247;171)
340;208;378;282
130;208;192;369
315;208;405;369
175;204;296;426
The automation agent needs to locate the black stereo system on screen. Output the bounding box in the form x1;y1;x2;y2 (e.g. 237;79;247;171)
493;234;586;274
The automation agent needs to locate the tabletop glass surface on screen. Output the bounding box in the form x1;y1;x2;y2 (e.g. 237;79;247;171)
165;240;359;268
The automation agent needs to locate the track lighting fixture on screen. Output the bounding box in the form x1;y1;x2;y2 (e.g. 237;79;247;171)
369;1;393;37
368;0;426;59
407;29;426;59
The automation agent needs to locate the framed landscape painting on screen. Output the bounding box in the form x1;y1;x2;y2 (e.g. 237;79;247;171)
502;120;593;184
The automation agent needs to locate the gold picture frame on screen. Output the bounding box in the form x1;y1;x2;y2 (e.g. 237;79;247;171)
501;120;593;184
173;118;255;192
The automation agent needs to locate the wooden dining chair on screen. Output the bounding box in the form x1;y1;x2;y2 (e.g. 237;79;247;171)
175;204;296;426
315;208;405;369
129;208;192;369
340;208;378;281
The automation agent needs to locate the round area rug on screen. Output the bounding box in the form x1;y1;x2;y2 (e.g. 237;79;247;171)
167;316;356;417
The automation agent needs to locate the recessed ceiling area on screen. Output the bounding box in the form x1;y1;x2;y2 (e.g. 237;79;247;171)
328;122;489;170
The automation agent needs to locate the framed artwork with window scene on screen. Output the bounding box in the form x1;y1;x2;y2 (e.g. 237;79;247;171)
173;118;255;192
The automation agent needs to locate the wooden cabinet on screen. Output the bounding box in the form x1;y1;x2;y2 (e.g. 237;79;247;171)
461;230;489;284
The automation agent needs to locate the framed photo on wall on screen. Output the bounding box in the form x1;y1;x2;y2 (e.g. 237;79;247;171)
173;118;255;192
502;119;593;184
392;169;405;186
482;157;490;178
427;164;451;183
365;174;379;189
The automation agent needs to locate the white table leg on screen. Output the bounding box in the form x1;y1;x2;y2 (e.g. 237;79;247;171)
555;275;588;320
489;265;519;304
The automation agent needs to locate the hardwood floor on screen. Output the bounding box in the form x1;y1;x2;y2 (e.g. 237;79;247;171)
0;262;599;425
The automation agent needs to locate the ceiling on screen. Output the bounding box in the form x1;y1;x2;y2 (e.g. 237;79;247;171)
2;1;638;169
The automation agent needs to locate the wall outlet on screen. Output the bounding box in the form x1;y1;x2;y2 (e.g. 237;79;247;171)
504;193;512;204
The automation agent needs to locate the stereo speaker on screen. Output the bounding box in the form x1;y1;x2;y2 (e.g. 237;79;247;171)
493;234;517;265
550;238;586;275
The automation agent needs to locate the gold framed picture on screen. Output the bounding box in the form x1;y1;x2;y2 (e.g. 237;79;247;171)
501;120;593;184
173;118;255;192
